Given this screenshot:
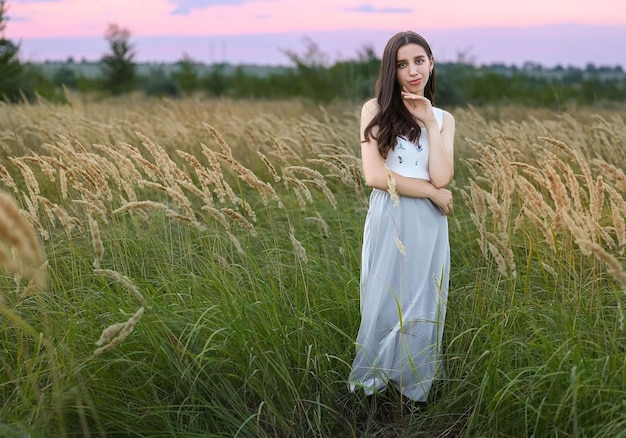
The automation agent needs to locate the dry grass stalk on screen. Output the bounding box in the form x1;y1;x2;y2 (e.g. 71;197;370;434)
257;151;281;182
485;231;516;277
22;155;56;183
200;206;231;231
119;143;163;182
302;178;337;209
94;144;143;181
544;151;583;211
0;191;47;290
138;180;196;221
204;123;232;155
136;131;188;187
222;208;258;237
384;164;399;207
395;238;406;256
94;268;147;305
0;164;17;193
93;306;145;356
283;176;312;210
266;135;302;164
9;157;40;197
226;231;245;256
576;239;626;289
88;214;104;269
38;196;82;237
305;212;330;238
289;229;308;263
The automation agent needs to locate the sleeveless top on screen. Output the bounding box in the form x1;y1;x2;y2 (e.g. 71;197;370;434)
384;107;444;181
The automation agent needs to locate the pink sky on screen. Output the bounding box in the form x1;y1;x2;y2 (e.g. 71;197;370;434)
5;0;626;66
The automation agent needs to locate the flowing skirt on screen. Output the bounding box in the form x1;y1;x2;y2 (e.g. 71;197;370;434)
348;188;449;402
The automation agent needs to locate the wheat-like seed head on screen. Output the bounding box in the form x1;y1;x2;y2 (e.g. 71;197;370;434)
93;306;145;356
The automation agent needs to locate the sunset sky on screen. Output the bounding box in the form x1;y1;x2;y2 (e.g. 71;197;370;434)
5;0;626;67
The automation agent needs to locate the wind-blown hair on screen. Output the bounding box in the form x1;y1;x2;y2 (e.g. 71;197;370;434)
363;31;436;159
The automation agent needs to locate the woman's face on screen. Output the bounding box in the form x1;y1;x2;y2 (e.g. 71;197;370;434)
395;43;433;96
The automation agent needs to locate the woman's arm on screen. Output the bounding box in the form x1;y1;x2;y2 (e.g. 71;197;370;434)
360;99;453;214
401;92;455;188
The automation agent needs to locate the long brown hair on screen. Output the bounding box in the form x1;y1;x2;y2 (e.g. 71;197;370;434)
363;31;436;158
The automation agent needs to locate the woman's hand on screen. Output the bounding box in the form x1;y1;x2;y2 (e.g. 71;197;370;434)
401;88;436;126
430;187;453;216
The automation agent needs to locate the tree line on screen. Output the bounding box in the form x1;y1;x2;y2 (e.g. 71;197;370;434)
1;3;625;108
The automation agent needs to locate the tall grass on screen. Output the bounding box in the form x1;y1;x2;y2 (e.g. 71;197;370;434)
1;93;626;437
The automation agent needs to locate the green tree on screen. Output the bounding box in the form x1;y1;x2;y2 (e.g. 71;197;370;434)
173;53;199;96
100;23;136;95
0;0;24;102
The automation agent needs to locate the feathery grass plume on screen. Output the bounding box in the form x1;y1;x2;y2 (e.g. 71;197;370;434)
289;229;308;264
515;174;555;220
138;180;196;221
516;206;556;253
576;239;626;289
541;163;570;212
0;191;47;290
267;134;301;164
200;144;228;203
94;143;143;181
200;206;232;231
93;307;145;356
94;269;147;305
22;155;56;183
177;150;215;202
0;164;17;192
306;158;346;182
460;180;487;255
395;238;406;256
545;151;583;211
283;176;312;210
222;208;258;237
9;157;40;197
204;123;233;158
485;231;516;277
297;128;315;156
57;169;68;200
605;186;626;252
71;199;109;223
37;196;82;237
303;178;337;209
305;212;330;238
539;136;599;214
487;242;508;278
113;200;177;219
219;149;281;207
225;231;245;256
384;164;399;207
88;214;104;269
119;143;163;182
257;151;281;182
135;131;188;187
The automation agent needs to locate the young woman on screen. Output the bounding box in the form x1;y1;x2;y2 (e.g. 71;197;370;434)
348;31;455;404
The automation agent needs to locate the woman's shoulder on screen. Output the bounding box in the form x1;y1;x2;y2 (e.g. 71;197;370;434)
433;107;454;129
362;98;379;114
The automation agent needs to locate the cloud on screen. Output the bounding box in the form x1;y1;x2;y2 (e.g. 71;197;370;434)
349;4;412;13
14;0;63;3
170;0;248;15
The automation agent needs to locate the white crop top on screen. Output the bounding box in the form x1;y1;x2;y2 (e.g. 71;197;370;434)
384;107;444;180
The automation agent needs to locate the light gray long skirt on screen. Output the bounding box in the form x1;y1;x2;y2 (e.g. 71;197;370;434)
348;188;449;402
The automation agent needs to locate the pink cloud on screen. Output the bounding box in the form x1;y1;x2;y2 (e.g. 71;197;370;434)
7;0;626;41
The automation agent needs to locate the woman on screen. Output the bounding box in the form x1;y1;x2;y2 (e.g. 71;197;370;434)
348;31;455;404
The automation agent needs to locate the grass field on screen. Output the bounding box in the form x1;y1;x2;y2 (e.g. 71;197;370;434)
1;93;626;437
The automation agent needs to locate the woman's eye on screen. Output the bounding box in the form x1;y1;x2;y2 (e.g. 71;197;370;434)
397;63;406;68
